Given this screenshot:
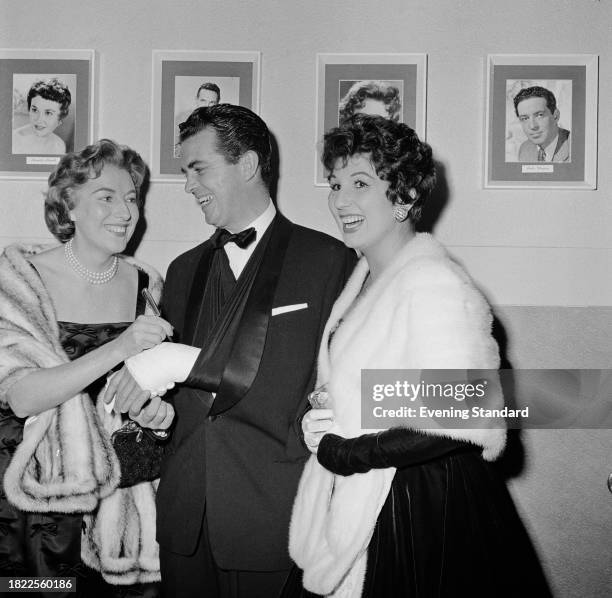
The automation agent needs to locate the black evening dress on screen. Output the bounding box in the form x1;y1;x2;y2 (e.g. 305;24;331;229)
282;429;553;598
0;272;159;598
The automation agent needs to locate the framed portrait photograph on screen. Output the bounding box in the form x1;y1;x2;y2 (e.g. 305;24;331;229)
484;54;598;189
151;50;261;181
315;53;427;186
0;49;94;180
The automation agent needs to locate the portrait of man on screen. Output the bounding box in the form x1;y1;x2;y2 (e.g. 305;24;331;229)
195;81;221;107
505;83;571;163
173;76;240;154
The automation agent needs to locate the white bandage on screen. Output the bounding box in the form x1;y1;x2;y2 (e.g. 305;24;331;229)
125;342;200;393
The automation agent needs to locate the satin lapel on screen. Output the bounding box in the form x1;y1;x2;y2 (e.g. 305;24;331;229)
183;242;216;346
210;215;293;416
180;241;217;412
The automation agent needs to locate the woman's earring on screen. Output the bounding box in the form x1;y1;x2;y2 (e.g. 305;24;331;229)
393;204;410;222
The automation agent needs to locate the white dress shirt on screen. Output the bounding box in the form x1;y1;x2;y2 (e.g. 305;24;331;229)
224;200;276;279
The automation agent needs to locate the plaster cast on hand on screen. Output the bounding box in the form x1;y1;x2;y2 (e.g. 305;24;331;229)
126;342;200;394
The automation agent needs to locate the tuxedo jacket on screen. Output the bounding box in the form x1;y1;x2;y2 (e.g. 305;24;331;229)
157;214;356;571
518;127;570;162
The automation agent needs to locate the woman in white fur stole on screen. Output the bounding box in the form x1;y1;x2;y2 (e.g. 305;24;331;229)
284;116;552;598
0;140;174;597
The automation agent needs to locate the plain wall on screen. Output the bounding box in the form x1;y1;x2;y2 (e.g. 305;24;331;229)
1;1;611;595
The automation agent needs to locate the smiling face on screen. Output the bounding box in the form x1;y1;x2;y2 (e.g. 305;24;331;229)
29;95;62;137
180;127;248;231
70;164;139;257
517;96;560;148
328;153;399;253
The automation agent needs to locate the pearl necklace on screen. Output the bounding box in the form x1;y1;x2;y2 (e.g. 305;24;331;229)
64;238;118;285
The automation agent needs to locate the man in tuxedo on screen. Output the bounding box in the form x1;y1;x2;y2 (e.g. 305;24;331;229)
514;86;570;162
114;104;355;597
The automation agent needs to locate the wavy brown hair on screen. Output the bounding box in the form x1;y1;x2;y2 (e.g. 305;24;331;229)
44;139;147;242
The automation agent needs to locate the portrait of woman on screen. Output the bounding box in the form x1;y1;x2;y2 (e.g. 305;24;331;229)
338;79;402;124
12;78;73;155
285;115;552;598
0;139;173;597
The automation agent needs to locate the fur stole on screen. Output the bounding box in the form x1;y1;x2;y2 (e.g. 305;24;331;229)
81;398;161;584
290;234;507;597
0;243;163;584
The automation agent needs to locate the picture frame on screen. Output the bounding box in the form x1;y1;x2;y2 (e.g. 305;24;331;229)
0;49;95;180
484;54;598;189
314;53;427;186
151;50;261;182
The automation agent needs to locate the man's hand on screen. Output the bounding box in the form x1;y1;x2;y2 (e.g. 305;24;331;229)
302;408;334;454
130;395;175;431
104;367;175;431
104;366;151;415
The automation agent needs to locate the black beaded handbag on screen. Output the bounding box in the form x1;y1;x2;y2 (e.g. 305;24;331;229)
111;421;166;488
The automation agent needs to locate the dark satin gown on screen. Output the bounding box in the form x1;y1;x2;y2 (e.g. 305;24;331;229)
283;429;553;598
0;274;159;598
283;304;552;598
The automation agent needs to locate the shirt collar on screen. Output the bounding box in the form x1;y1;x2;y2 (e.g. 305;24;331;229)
226;199;276;248
248;199;276;240
222;200;275;278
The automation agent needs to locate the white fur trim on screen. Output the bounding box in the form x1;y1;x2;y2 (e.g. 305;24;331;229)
290;234;507;596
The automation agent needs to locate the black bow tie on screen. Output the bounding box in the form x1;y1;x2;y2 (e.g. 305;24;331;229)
212;227;257;250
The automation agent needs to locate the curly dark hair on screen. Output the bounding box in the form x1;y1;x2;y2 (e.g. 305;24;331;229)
45;139;148;243
27;78;72;120
513;86;557;117
322;114;436;223
178;103;273;189
338;80;401;123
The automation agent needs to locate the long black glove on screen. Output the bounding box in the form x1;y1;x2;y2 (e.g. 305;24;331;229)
317;427;474;476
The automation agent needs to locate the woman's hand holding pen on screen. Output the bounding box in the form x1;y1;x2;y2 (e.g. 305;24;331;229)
113;315;174;360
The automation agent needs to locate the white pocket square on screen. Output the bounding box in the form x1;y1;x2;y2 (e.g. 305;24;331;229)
272;303;308;316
